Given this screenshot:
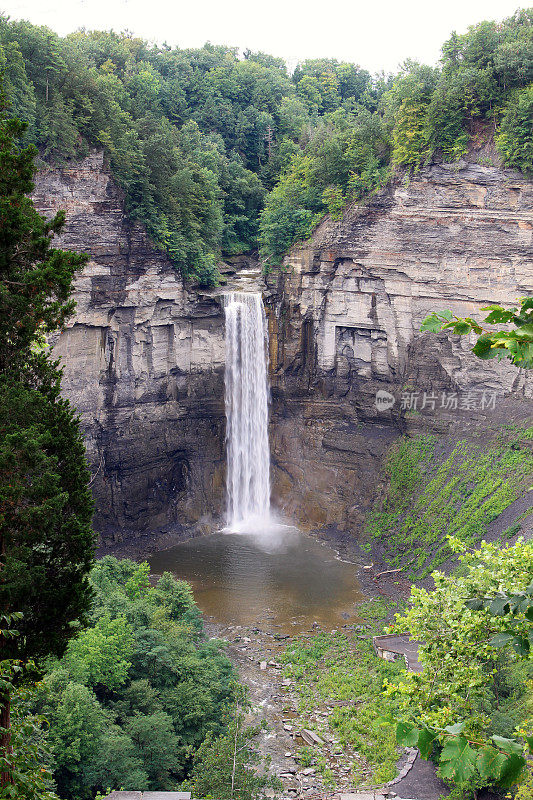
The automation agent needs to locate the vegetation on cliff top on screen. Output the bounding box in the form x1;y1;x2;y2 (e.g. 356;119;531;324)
0;8;531;278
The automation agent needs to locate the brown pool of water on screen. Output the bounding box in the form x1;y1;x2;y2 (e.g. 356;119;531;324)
148;526;364;633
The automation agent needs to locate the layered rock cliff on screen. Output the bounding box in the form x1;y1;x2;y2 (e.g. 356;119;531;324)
33;152;227;543
266;160;533;531
34;153;532;542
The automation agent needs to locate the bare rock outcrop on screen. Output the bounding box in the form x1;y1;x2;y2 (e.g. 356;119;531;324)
33;152;227;543
266;160;533;531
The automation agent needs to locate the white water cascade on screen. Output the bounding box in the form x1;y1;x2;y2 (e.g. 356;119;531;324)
224;292;271;531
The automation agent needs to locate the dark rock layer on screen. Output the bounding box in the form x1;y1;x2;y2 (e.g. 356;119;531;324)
265;160;532;531
34;154;533;541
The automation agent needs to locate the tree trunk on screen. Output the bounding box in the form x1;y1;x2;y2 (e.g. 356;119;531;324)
0;534;12;787
0;692;12;787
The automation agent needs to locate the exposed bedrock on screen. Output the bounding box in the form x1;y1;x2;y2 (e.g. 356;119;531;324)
265;161;533;532
33;153;227;543
33;154;532;541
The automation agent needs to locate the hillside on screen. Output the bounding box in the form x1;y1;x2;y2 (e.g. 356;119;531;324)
1;9;532;281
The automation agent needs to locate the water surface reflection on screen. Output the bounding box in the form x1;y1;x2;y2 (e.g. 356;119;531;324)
148;527;364;632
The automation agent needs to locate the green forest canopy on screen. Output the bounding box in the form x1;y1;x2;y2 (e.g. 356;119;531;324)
31;557;235;799
0;8;531;281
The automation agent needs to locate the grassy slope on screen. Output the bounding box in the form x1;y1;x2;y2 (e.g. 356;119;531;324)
279;600;404;787
363;423;533;580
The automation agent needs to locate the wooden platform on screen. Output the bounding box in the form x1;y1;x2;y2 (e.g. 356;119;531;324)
104;793;192;800
372;633;423;672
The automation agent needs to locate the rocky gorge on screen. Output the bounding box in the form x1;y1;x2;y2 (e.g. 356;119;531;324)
34;149;533;546
34;151;228;544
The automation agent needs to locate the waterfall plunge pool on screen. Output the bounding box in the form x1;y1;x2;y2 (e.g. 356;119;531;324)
148;292;364;633
148;525;364;633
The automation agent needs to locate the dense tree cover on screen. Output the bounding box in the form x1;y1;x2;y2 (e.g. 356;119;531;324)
262;9;532;264
385;538;533;793
33;558;235;799
387;12;533;168
259;107;390;264
1;10;530;276
0;614;59;800
0;115;94;665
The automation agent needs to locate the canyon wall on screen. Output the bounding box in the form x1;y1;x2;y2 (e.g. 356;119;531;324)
33;152;227;544
266;160;533;532
34;153;532;542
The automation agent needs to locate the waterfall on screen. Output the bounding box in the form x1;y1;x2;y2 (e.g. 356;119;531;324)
224;292;270;531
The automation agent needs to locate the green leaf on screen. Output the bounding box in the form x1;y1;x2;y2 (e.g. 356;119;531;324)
472;334;498;360
451;321;471;335
444;722;466;735
512;637;529;656
396;721;420;746
497;753;526;788
526;735;533;754
464;318;483;334
488;597;511;616
492;735;523;756
481;304;508;311
440;736;477;785
477;745;507;780
420;313;445;333
489;632;515;647
417;727;437;759
483;309;515;324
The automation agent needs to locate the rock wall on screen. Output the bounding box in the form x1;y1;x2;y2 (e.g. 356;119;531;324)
266;160;533;532
33;152;227;543
34;153;533;543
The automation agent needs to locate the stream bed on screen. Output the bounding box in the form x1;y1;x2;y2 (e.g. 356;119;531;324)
147;526;380;797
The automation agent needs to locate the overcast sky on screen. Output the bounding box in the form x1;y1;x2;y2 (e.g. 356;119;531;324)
0;0;524;73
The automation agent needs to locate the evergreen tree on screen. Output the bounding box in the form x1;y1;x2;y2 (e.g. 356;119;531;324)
0;113;95;664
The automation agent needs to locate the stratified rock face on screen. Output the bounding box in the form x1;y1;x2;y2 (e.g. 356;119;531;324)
266;161;533;531
33;152;227;542
33;153;532;542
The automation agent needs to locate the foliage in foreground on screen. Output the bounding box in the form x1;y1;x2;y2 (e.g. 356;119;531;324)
385;538;533;792
33;558;235;800
0;615;58;800
365;426;533;578
421;297;533;370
